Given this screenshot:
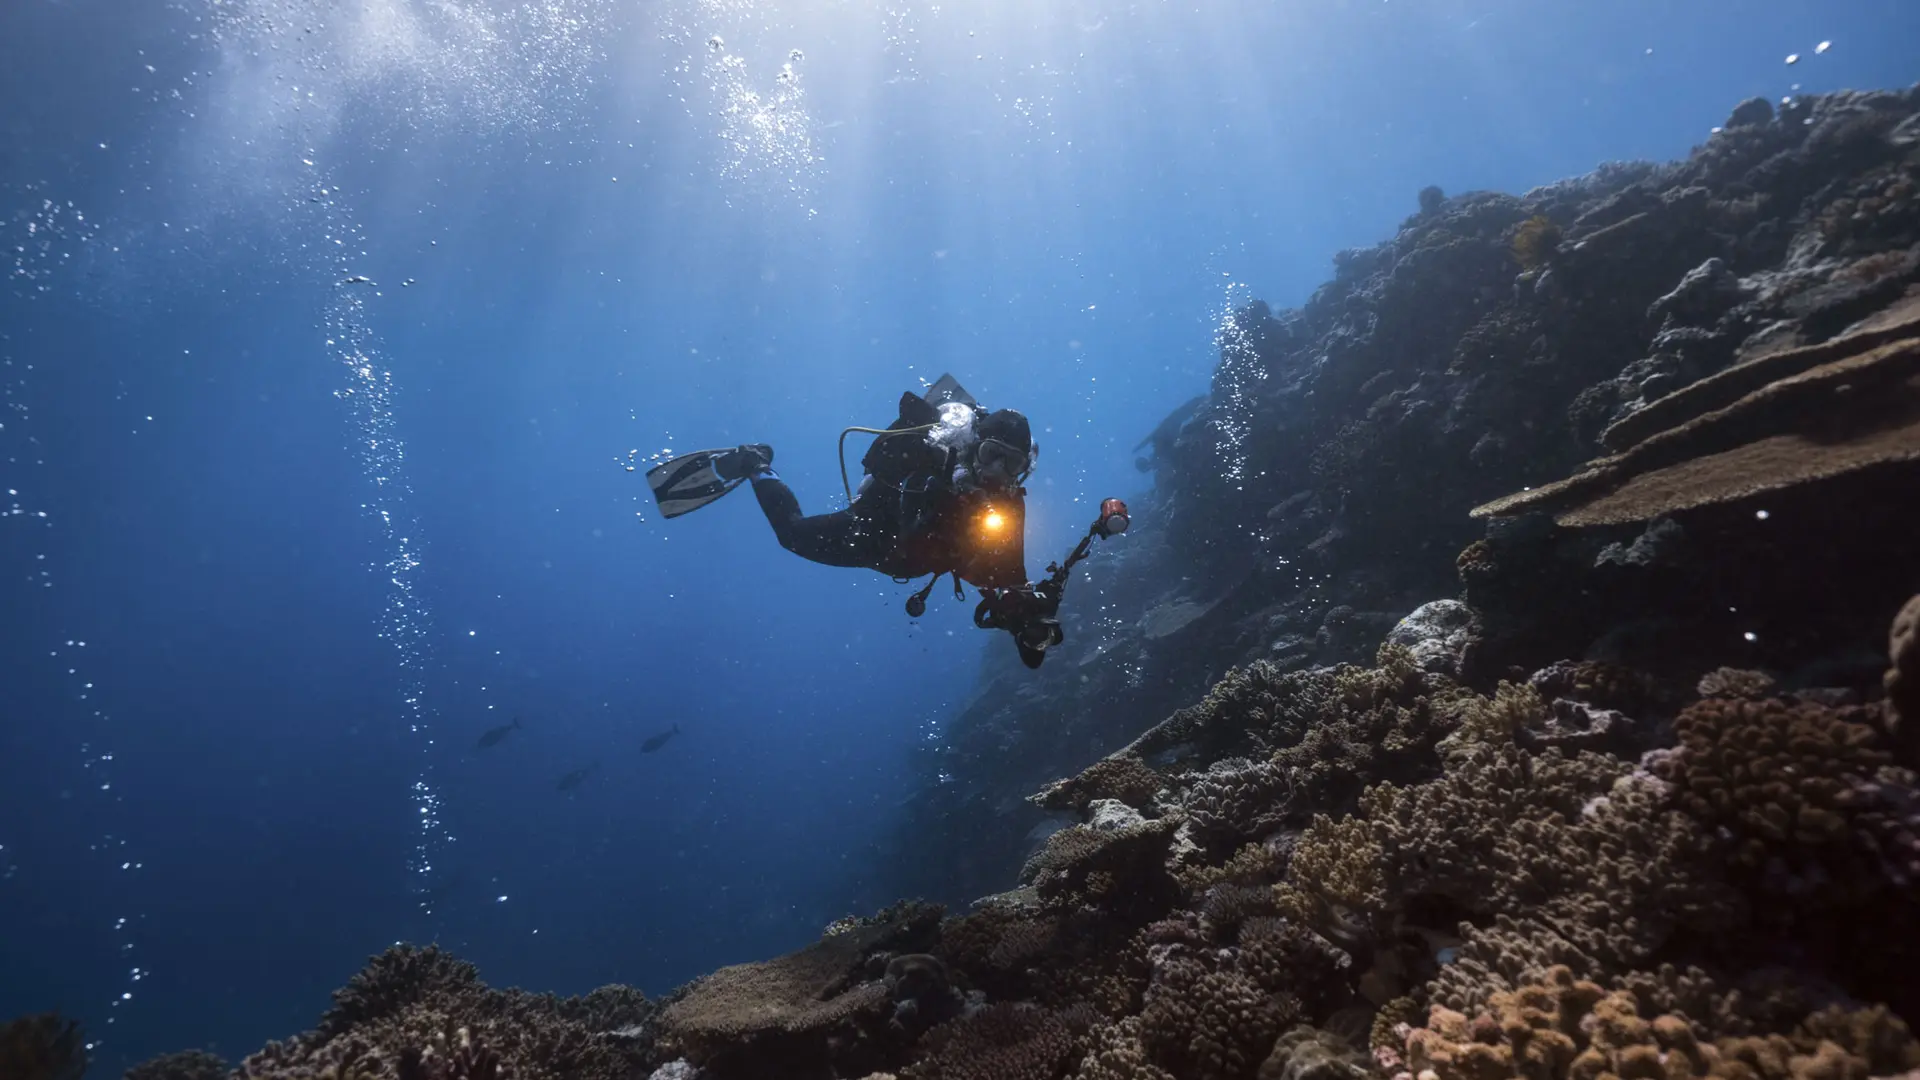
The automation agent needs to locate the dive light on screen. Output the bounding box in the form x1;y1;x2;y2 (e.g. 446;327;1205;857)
1097;498;1130;537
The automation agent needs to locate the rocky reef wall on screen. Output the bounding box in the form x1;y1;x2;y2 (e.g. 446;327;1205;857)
884;85;1920;908
20;84;1920;1080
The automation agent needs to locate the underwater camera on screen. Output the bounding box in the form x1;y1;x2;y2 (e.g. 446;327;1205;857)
968;497;1130;669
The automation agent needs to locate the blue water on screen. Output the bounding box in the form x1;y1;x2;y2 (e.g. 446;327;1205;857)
2;0;1914;1069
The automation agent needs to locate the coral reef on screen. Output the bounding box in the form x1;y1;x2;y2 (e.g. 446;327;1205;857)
0;1013;87;1080
887;86;1920;905
124;1049;229;1080
197;85;1920;1080
229;944;657;1080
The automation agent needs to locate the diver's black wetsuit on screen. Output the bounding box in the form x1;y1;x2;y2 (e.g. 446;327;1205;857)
748;474;1027;588
745;388;1029;592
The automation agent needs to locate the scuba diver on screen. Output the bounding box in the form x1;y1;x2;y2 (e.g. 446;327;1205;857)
644;374;1127;668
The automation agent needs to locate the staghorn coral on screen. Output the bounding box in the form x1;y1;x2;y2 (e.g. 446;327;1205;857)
126;1049;231;1080
902;1003;1095;1080
1400;965;1920;1080
0;1014;87;1080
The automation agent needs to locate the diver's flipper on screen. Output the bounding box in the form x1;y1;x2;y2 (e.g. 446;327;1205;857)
922;373;978;409
647;449;745;519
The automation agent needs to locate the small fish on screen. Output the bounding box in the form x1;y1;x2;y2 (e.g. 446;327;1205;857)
641;723;682;754
341;274;376;286
555;763;598;792
476;716;521;749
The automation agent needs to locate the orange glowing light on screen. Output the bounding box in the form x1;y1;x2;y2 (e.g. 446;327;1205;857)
982;509;1006;532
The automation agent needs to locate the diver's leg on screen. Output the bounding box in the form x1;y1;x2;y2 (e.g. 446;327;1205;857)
749;477;878;568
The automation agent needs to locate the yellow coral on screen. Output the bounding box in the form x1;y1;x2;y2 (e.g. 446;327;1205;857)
1510;215;1562;271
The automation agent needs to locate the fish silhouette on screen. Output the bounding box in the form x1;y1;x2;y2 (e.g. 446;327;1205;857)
555;763;598;792
476;717;522;749
641;724;682;754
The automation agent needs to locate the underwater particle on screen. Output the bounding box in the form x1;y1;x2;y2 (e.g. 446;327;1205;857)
707;35;724;51
790;48;804;61
1815;40;1831;54
1755;509;1770;520
1744;631;1758;642
497;894;508;902
1785;53;1800;65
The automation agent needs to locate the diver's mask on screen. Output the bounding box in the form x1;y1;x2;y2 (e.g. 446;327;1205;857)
975;437;1034;487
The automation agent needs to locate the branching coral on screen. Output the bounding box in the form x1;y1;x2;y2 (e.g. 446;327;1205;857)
1365;745;1728;970
319;945;481;1039
1658;697;1897;879
1073;1018;1177;1080
1139;956;1297;1080
902;1003;1096;1080
397;1027;508;1080
126;1049;231;1080
0;1014;86;1080
1400;965;1920;1080
1031;754;1168;813
1020;818;1181;914
236;944;658;1080
1695;667;1779;700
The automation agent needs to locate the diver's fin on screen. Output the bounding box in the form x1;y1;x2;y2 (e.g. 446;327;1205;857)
922;373;977;409
647;449;745;519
